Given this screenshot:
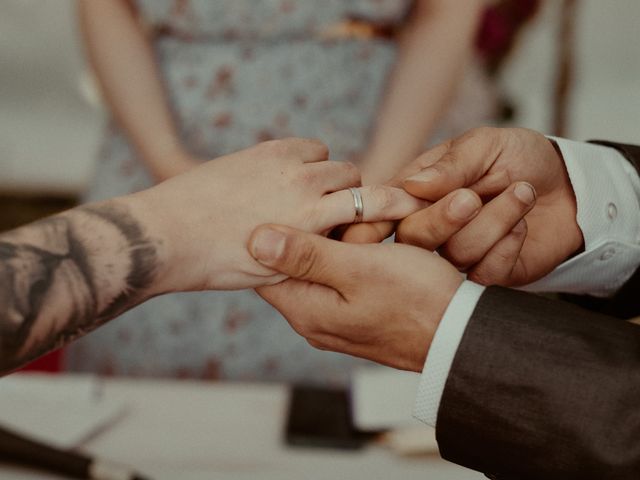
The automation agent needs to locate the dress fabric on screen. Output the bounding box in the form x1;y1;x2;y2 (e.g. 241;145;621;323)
66;0;497;384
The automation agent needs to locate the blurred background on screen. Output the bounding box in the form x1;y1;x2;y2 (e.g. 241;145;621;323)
1;0;638;200
0;1;639;478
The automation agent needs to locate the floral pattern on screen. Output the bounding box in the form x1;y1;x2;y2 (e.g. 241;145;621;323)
66;0;497;384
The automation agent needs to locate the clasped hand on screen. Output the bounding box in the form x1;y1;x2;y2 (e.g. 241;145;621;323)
137;138;426;293
248;128;584;372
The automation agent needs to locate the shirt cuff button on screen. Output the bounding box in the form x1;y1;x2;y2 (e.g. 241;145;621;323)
600;248;616;261
607;202;618;220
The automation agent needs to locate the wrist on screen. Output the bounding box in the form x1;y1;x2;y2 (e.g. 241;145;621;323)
122;189;180;297
410;273;464;372
548;138;585;258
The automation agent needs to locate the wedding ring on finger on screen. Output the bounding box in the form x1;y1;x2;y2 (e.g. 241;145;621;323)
349;187;364;224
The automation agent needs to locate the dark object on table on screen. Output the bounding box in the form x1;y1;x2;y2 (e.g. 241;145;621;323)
284;385;377;450
0;423;150;480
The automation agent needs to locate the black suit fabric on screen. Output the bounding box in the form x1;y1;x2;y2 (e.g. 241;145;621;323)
435;141;640;479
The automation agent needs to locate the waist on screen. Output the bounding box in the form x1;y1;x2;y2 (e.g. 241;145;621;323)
150;18;399;44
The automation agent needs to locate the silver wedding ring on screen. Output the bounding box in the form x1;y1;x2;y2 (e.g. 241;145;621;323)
349;187;364;224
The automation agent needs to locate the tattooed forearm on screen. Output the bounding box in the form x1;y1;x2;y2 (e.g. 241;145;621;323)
0;201;160;374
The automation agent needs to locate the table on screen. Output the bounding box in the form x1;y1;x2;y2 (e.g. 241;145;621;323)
1;375;481;479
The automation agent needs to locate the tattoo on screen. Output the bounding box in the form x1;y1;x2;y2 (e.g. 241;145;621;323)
0;203;159;374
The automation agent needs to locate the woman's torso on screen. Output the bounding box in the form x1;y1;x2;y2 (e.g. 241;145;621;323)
69;0;495;382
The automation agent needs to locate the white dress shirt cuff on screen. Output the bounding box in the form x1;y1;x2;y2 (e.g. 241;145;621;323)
521;137;640;297
413;281;485;427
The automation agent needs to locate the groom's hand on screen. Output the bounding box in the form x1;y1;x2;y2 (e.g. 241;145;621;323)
344;127;583;287
249;225;462;372
400;127;583;286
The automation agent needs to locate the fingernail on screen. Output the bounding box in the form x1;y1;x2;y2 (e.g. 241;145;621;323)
250;228;286;265
514;182;536;205
406;168;440;183
449;190;480;220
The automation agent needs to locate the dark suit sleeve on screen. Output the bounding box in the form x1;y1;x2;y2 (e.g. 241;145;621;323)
434;140;640;478
435;286;640;480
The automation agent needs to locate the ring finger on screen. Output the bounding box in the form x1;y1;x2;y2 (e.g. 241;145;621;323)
315;186;427;232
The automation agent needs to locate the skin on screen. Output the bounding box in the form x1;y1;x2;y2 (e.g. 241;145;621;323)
251;225;463;372
0;138;424;375
346;127;583;287
360;0;488;184
400;127;583;286
79;0;487;185
78;0;201;181
0;202;161;375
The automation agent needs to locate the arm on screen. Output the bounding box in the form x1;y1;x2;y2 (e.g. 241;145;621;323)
0;197;165;375
78;0;198;181
248;221;640;477
361;0;487;184
0;138;425;375
433;286;640;479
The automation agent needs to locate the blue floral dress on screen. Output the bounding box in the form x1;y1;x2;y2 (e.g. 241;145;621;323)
66;0;496;384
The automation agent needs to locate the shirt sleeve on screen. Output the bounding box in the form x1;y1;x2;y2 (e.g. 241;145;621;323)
520;137;640;297
413;281;485;427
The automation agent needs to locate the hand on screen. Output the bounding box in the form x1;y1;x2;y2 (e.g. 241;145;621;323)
249;225;463;372
399;127;583;286
135;138;426;292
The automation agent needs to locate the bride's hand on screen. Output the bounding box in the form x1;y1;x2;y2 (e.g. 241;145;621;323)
135;138;426;291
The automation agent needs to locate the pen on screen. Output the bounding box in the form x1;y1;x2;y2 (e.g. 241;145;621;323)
0;424;151;480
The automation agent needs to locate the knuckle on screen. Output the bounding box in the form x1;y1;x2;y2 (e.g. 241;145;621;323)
312;140;330;159
395;220;417;245
291;241;325;280
492;243;520;265
263;138;290;157
397;215;436;249
468;267;498;286
440;240;475;270
293;320;314;339
307;338;328;351
295;169;316;186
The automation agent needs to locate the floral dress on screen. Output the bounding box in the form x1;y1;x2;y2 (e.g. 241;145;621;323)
66;0;497;384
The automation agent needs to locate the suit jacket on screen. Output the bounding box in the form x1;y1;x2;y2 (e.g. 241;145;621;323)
435;141;640;480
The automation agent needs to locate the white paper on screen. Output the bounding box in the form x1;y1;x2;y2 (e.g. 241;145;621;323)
0;373;128;448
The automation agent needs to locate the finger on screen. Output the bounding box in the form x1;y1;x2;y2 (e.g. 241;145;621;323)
467;219;527;286
341;221;395;244
262;137;330;163
304;161;361;193
249;224;351;286
316;185;427;232
440;182;536;270
396;189;482;251
403;127;506;201
387;141;452;187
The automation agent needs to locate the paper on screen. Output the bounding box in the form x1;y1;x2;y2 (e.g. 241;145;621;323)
0;373;128;448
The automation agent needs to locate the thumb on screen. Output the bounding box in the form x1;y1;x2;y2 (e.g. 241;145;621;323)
402;128;503;201
249;224;345;286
